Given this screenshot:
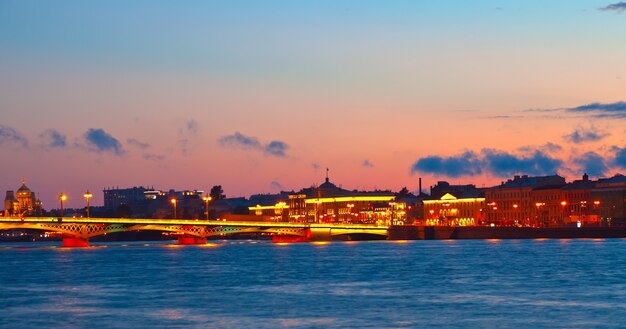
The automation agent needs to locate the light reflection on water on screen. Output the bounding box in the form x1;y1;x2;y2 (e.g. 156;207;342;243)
2;239;626;328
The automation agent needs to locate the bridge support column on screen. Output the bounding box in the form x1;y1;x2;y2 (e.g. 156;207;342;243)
178;236;207;245
62;237;89;247
271;229;314;243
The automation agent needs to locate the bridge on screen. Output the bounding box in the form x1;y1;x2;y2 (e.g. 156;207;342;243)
0;217;390;247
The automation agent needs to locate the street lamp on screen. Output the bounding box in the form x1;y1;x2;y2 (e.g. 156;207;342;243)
580;200;587;227
84;190;93;218
560;201;567;226
170;198;177;219
347;203;354;223
58;193;67;217
535;202;545;227
202;195;212;220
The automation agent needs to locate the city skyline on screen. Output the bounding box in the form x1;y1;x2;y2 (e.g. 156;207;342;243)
2;1;626;208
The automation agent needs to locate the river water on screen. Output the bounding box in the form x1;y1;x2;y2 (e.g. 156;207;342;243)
1;239;625;328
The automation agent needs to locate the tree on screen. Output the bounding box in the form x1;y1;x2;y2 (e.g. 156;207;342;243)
396;187;411;199
210;185;226;200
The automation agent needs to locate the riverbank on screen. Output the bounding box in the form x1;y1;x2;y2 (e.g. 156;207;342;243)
388;225;626;240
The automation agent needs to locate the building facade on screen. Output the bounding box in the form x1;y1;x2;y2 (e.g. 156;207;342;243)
4;180;42;216
284;177;399;225
423;193;486;226
484;175;566;226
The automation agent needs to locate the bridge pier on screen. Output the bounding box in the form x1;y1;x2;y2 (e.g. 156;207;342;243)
177;236;207;245
62;237;89;247
272;228;315;243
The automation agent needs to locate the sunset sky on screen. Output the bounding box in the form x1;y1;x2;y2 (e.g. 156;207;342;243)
1;1;626;208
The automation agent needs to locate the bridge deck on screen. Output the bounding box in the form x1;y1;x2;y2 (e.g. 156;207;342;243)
0;217;388;231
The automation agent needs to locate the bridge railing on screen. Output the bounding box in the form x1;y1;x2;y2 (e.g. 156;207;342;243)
0;217;389;230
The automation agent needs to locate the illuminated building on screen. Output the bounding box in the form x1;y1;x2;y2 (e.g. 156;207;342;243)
286;176;399;225
485;175;566;226
591;174;626;226
423;192;486;226
3;180;42;216
103;186;149;209
103;186;206;218
248;202;289;222
559;174;595;226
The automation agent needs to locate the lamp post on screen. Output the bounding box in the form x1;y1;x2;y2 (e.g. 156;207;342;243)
202;196;212;221
580;200;587;227
84;190;93;218
593;200;601;226
58;193;67;217
535;202;545;227
513;204;518;226
170;198;177;219
487;202;497;226
560;201;567;226
347;203;354;223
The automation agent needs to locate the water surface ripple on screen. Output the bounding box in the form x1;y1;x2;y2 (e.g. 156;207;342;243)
1;239;625;328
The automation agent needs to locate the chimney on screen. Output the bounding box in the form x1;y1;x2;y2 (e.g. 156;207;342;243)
419;177;422;195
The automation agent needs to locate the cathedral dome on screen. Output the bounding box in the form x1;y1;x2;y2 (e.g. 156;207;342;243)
17;181;31;196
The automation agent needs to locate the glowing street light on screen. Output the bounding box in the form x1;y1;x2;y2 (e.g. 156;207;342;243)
202;195;212;221
560;201;568;226
170;198;177;219
84;190;93;218
58;193;67;217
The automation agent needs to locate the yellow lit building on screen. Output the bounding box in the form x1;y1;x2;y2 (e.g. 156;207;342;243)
4;180;42;216
248;202;289;222
287;177;400;225
423;193;486;226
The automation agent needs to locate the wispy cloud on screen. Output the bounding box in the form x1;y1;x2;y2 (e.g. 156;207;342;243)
563;126;609;144
573;152;608;177
218;132;262;150
565;101;626;118
265;141;289;158
39;129;66;148
127;138;151;149
410;148;562;178
518;142;562;153
600;2;626;12
83;128;124;155
362;160;374;168
218;132;290;158
178;119;200;156
143;153;165;161
0;124;28;148
481;115;525;120
526;101;626;119
185;119;199;136
270;180;283;190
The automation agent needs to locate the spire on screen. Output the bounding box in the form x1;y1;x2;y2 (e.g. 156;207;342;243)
326;168;329;183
